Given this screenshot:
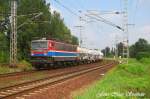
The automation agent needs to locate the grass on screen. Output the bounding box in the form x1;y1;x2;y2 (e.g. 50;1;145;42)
0;66;21;74
0;60;33;74
74;58;150;99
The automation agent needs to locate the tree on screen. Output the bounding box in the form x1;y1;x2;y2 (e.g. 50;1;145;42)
134;38;150;52
71;35;79;45
0;0;79;62
129;38;150;59
117;42;123;57
129;45;136;58
0;1;10;63
111;47;115;56
101;46;111;57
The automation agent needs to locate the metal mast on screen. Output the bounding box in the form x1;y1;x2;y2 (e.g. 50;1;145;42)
10;0;17;66
115;35;119;59
79;16;83;47
74;25;83;47
122;0;129;63
75;11;84;47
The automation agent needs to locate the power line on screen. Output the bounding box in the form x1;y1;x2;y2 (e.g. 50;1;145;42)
53;0;91;25
53;0;79;17
17;12;43;29
85;14;124;31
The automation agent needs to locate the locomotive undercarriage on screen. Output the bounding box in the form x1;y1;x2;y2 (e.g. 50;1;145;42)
31;56;101;69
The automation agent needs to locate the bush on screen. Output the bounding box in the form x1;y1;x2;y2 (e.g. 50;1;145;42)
119;62;145;75
17;60;33;71
136;52;150;60
0;51;9;63
139;58;150;64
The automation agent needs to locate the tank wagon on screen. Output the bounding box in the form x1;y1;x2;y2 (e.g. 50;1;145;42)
31;39;103;69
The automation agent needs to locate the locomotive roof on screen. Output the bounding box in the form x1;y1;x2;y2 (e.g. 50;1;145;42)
32;39;78;46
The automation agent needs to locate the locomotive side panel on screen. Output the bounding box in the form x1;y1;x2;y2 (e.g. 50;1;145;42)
52;41;78;61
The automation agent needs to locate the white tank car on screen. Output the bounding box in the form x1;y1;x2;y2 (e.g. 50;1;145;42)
98;51;104;59
77;47;103;63
87;49;95;61
77;47;89;60
89;49;103;61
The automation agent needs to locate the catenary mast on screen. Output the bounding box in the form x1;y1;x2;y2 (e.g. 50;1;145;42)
10;0;17;66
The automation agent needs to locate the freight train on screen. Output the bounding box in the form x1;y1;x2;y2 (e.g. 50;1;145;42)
31;38;103;69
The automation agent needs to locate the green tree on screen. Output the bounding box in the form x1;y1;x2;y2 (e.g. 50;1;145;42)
129;38;150;59
0;0;79;62
71;35;79;45
0;1;10;63
102;46;111;57
117;42;123;57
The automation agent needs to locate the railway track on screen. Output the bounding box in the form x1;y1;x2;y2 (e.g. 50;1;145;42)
0;62;104;79
0;70;38;79
0;61;108;90
0;62;116;99
0;60;110;79
0;70;36;78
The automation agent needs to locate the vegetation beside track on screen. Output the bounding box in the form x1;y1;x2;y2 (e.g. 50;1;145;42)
0;60;33;74
74;58;150;99
0;66;20;74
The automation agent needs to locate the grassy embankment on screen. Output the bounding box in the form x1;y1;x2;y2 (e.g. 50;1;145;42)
0;60;33;74
75;58;150;99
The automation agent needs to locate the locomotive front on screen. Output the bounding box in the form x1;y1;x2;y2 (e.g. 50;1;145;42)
31;39;52;68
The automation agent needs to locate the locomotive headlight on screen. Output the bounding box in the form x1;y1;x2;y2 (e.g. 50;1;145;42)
31;53;34;56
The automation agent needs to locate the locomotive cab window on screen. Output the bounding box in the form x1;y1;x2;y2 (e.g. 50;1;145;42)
31;41;48;49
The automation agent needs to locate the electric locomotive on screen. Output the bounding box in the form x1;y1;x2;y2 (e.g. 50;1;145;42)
31;38;79;69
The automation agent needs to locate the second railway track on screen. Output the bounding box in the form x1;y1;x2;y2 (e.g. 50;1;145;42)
0;62;116;99
0;70;38;79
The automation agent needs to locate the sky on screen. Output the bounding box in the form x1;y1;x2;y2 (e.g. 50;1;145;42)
47;0;150;50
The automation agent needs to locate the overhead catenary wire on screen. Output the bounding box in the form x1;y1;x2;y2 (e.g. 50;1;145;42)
53;0;79;17
53;0;90;23
85;14;124;31
54;0;124;31
53;0;124;30
17;12;43;29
